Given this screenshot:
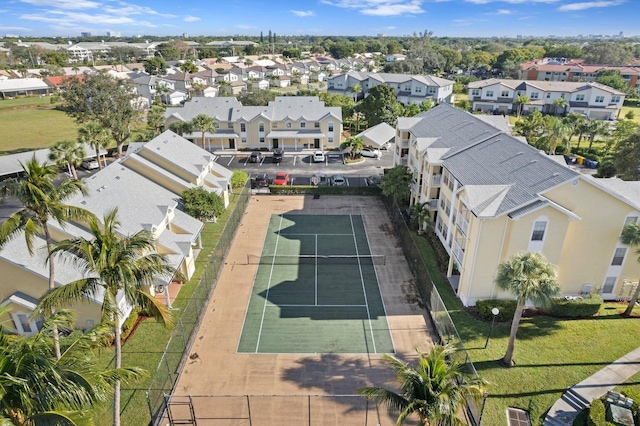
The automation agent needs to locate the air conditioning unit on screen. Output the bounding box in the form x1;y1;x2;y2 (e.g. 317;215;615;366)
154;284;165;294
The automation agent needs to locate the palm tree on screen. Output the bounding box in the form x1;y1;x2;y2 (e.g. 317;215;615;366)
515;95;530;117
575;119;590;149
190;114;217;150
78;121;109;170
217;80;232;95
495;252;560;367
514;110;544;144
619;223;640;317
0;307;143;426
552;97;567;116
155;82;171;104
0;157;90;359
357;344;485;425
38;209;174;426
169;120;194;137
48;139;86;180
340;136;364;160
540;116;570;154
410;202;430;234
351;83;362;102
190;81;205;97
146;105;166;137
563;113;587;144
586;120;611;150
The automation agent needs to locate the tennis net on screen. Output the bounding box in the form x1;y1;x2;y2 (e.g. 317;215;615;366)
246;254;386;265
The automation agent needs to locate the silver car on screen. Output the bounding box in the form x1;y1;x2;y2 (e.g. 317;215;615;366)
331;175;346;186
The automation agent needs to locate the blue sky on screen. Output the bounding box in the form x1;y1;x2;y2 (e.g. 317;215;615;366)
0;0;635;38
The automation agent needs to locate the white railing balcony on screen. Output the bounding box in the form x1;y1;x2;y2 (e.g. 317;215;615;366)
400;157;408;166
456;215;469;236
453;240;465;264
396;138;410;148
431;174;442;186
427;199;439;211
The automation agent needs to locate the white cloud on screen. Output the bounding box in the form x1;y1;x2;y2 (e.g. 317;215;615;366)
496;8;514;14
21;11;157;27
465;0;558;4
0;25;32;31
236;24;255;29
20;0;100;10
183;15;201;22
558;0;624;11
290;10;315;17
321;0;425;16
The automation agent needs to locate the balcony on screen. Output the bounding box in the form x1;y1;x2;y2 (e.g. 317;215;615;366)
396;138;410;148
426;199;439;211
456;215;469;236
453;240;465;264
431;174;442;186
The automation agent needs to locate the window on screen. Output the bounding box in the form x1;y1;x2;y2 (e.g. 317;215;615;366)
241;137;247;143
546;93;551;99
471;89;480;96
531;221;547;241
259;123;265;132
328;137;334;143
328;122;334;132
448;177;454;191
443;172;449;187
612;96;621;103
427;87;436;94
272;123;278;128
530;92;539;99
240;123;246;132
259;137;265;143
300;122;306;128
612;247;627;266
486;90;494;97
575;94;585;101
404;85;411;91
286;122;292;128
215;121;220;128
501;90;510;97
595;96;604;103
625;216;638;226
15;314;32;333
314;122;320;128
416;86;423;93
602;277;617;294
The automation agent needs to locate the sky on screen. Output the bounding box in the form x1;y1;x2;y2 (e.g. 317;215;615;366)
0;0;636;39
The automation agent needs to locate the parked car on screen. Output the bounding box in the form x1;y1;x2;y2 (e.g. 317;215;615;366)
366;175;383;186
253;173;269;188
249;151;263;163
81;159;99;170
331;175;346;186
313;151;325;163
272;148;284;163
360;148;381;158
311;173;328;186
273;172;290;185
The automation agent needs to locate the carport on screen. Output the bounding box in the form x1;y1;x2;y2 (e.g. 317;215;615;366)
266;130;325;150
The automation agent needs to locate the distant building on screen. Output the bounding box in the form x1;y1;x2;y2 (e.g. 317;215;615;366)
80;32;92;37
106;31;121;37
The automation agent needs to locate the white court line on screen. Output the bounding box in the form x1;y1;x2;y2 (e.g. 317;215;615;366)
255;215;284;353
269;304;368;308
315;234;318;305
350;214;377;354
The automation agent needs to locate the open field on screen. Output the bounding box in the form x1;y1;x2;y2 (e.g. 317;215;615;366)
0;107;79;154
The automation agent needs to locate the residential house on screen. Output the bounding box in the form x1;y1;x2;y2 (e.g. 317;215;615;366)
0;131;232;334
327;71;454;105
468;78;625;120
0;78;52;98
164;96;342;151
394;103;640;306
44;75;85;92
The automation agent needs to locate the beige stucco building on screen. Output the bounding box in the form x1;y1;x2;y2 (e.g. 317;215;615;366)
164;96;343;151
0;131;233;334
395;103;640;306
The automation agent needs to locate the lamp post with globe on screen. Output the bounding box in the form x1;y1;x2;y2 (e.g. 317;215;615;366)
484;307;500;349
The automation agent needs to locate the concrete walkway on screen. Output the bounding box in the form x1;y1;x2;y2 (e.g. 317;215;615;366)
544;346;640;426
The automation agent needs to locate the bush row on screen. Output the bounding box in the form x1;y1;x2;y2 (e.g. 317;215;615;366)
475;299;517;322
547;295;603;318
268;185;382;196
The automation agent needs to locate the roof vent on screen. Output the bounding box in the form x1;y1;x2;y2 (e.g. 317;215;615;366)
115;176;120;180
81;200;87;205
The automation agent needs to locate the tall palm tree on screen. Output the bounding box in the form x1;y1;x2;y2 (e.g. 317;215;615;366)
410;201;430;234
515;95;530;117
357;344;485;425
340;136;364;160
0;307;143;426
586;120;611;150
78;121;109;170
146;105;166;137
169;120;194;137
48;139;86;180
514;110;544;144
540;116;570;154
0;157;90;359
552;97;567;116
563;113;587;144
38;209;174;426
575;119;590;149
495;252;560;367
619;223;640;317
351;83;362;102
190;114;216;150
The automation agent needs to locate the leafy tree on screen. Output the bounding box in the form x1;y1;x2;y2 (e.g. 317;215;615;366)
0;308;143;426
403;103;421;117
143;56;167;76
157;41;191;61
620;223;640;317
237;89;276;106
109;46;144;63
544;44;583;59
327;42;354;59
61;71;140;158
379;165;412;206
180;61;198;74
614;130;640;180
0;158;90;359
231;170;249;188
596;70;629;93
42;51;69;67
358;84;402;127
583;42;633;65
340;137;364;160
190;114;216;149
38;209;174;426
357;344;485;425
48;140;85;180
181;187;225;222
78;121;109;170
495;252;559;367
456;99;471;111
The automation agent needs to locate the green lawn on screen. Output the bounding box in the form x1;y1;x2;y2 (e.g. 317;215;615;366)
621;105;640;124
411;234;640;426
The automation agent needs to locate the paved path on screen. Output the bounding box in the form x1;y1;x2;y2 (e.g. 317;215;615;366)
544;346;640;426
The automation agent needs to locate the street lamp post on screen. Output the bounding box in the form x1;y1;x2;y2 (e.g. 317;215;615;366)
484;307;500;349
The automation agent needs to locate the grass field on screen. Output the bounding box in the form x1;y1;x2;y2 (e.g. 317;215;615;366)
412;234;640;426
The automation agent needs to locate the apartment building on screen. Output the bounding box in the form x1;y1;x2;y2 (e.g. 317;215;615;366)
164;96;343;151
327;71;454;104
395;103;640;306
468;78;625;120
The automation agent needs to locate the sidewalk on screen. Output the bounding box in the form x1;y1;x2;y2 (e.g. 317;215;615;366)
544;345;640;426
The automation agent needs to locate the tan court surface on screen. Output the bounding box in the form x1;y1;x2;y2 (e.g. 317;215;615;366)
171;195;436;425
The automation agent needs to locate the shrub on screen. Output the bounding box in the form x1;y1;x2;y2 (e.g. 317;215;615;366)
547;295;603;318
181;187;225;222
475;299;517;322
619;388;640;419
231;170;249;188
587;399;615;426
121;309;140;342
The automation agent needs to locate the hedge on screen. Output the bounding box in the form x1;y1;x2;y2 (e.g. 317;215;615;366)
268;185;381;196
619;388;640;420
547;295;603;318
587;399;615;426
475;299;517;322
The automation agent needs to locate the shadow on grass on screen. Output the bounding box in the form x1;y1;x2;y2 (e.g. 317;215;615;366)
0;147;43;156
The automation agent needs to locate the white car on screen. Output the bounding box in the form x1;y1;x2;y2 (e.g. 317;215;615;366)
313;151;326;163
331;175;346;186
81;159;99;170
360;148;381;159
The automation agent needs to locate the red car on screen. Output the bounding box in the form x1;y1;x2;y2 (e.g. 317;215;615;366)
273;172;290;185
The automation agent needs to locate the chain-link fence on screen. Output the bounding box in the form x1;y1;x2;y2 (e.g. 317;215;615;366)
381;195;483;426
146;181;251;425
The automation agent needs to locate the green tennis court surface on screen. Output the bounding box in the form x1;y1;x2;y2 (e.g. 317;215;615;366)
237;214;394;354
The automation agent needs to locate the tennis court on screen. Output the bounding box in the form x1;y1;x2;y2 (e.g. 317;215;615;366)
238;214;394;354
